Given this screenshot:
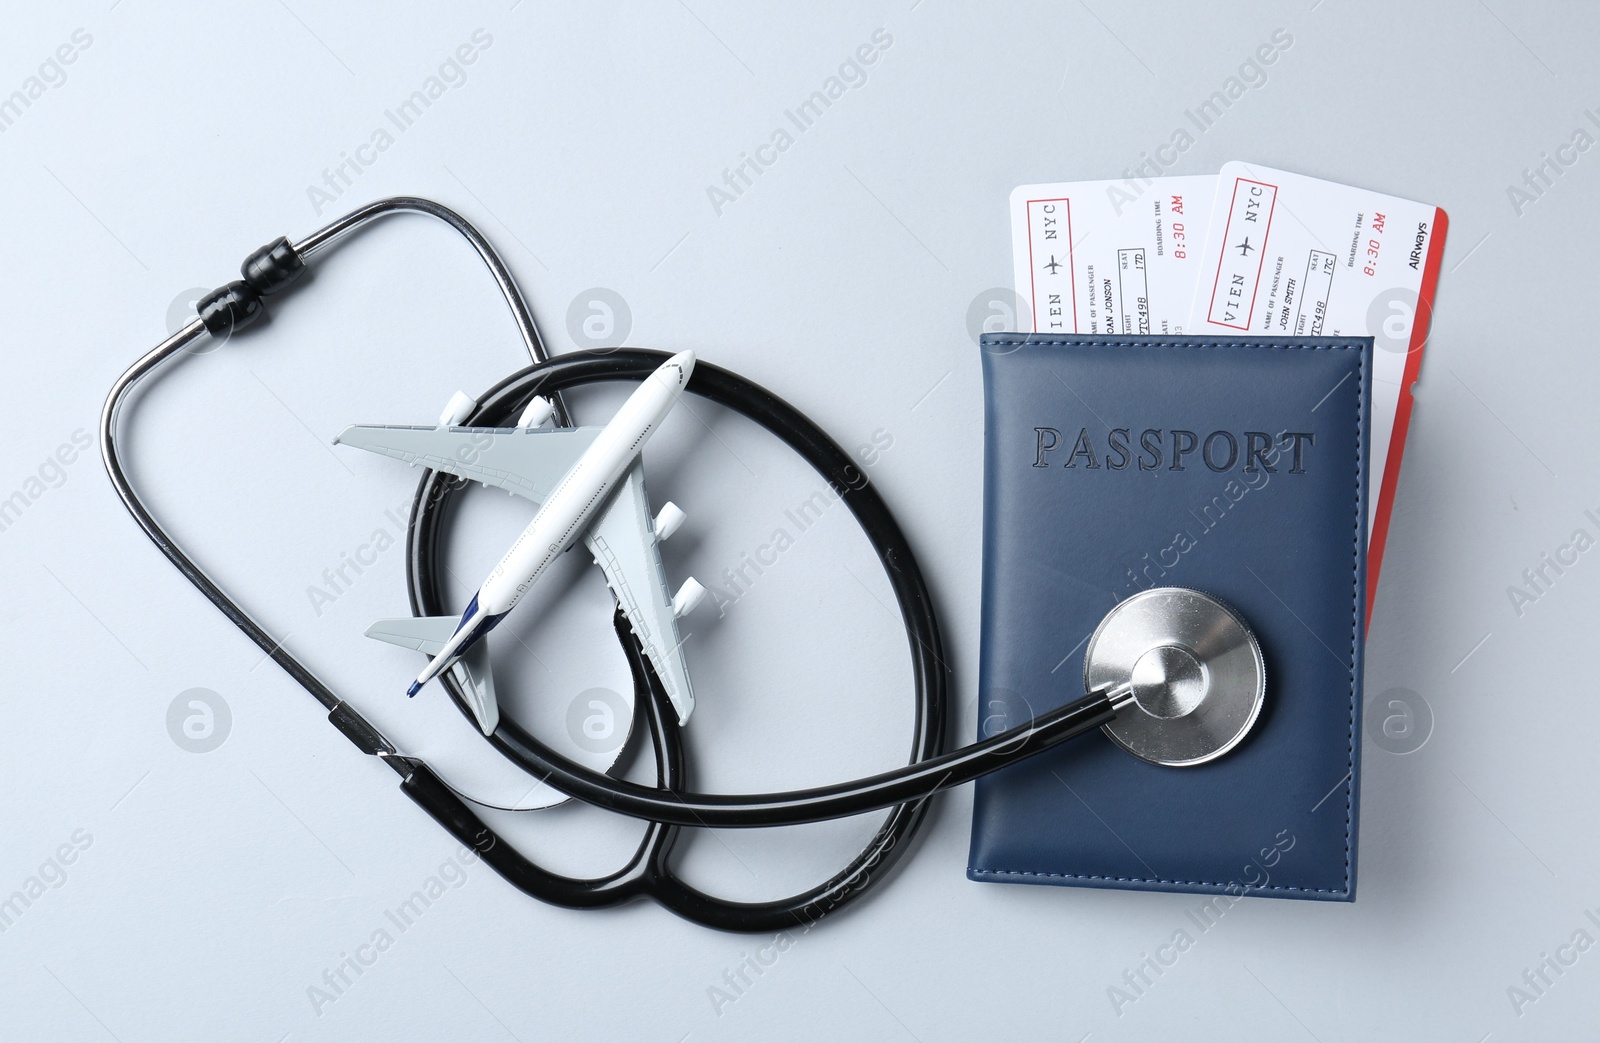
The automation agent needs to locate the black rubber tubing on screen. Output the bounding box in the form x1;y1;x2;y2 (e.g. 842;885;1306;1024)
409;350;1118;829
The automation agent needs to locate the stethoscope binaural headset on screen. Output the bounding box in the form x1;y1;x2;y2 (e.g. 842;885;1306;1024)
102;197;1267;932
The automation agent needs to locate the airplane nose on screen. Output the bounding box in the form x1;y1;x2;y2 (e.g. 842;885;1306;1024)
667;350;695;387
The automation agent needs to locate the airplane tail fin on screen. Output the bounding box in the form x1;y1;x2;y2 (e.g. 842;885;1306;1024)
365;617;500;735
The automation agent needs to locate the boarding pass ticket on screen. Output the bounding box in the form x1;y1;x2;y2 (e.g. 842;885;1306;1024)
1009;163;1448;609
1010;175;1217;337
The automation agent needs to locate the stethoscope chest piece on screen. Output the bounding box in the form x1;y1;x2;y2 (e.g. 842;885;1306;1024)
1084;587;1265;767
102;196;1287;930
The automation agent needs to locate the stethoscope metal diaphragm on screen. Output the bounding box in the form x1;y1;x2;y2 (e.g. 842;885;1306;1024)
1084;587;1265;767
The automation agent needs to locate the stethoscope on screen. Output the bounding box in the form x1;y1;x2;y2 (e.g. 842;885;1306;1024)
102;197;1267;932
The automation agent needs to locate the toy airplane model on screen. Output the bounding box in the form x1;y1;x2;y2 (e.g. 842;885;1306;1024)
334;351;706;736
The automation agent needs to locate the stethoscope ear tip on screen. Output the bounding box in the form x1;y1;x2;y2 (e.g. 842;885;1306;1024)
1085;587;1265;768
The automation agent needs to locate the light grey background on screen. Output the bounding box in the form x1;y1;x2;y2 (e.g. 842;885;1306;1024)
0;0;1591;1039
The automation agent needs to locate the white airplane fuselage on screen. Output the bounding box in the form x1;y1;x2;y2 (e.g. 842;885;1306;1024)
406;350;694;695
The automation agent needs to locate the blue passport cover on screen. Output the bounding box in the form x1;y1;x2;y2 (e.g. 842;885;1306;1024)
968;334;1370;901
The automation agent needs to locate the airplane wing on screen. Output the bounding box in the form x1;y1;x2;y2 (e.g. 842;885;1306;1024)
584;463;696;724
334;424;601;503
365;616;500;736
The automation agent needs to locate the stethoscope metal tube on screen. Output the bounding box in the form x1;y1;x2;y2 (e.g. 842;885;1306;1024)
97;198;570;766
293;198;568;431
99;317;383;745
